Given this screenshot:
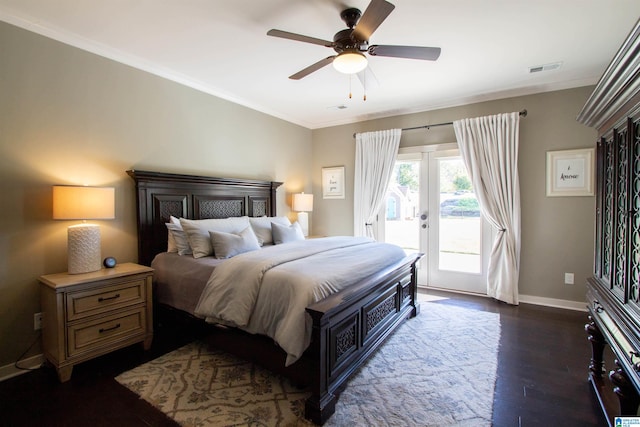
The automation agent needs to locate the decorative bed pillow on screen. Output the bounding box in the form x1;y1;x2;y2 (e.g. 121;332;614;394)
249;216;291;245
166;223;192;255
179;216;250;258
271;221;305;244
209;226;261;259
166;216;182;253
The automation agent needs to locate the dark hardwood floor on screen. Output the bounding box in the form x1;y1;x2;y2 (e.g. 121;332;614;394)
425;289;608;427
0;290;608;426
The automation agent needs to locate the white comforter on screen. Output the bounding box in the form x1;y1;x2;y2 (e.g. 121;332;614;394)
194;236;406;366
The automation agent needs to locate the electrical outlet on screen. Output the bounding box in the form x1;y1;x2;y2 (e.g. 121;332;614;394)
34;312;42;331
564;273;575;285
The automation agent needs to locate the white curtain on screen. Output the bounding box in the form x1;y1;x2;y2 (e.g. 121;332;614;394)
453;112;521;305
353;129;402;238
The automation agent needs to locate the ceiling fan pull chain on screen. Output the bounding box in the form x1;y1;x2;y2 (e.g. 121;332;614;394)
363;71;367;101
349;74;353;99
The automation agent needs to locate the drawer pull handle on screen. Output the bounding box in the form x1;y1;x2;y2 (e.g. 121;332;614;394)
593;300;604;313
98;293;120;302
99;323;121;334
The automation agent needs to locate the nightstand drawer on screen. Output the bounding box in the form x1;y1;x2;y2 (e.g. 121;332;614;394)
66;278;146;321
67;308;146;357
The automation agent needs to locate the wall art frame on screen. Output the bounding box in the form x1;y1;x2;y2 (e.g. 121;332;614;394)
322;166;345;199
546;148;595;197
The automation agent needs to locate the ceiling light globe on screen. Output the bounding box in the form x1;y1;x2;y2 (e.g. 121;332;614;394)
333;51;368;74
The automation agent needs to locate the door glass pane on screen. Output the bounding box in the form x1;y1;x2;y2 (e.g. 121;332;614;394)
438;158;481;273
384;160;420;255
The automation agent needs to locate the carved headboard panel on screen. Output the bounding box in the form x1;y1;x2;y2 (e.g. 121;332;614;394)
127;170;283;266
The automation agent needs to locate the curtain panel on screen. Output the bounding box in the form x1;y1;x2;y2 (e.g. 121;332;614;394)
353;129;402;238
453;112;521;305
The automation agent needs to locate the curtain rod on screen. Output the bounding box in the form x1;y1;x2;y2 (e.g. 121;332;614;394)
352;109;527;138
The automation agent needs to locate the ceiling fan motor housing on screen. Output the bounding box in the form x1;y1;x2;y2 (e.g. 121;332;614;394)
333;29;361;53
334;8;368;54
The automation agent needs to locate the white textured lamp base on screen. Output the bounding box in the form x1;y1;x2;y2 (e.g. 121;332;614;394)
298;212;309;237
67;224;102;274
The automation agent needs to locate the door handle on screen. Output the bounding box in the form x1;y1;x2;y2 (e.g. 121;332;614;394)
420;213;427;220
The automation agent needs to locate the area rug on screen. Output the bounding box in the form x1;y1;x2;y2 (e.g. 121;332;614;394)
116;299;500;426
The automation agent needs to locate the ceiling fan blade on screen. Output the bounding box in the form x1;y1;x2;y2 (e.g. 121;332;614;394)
267;29;334;47
368;45;441;61
352;0;395;41
289;56;336;80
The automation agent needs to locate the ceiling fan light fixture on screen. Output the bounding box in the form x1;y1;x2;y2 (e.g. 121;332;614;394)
333;51;368;74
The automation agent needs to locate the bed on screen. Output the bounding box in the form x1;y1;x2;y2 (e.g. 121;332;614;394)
127;169;422;424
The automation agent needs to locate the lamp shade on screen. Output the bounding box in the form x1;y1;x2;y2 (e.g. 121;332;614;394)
53;185;115;274
332;51;368;74
53;186;115;220
293;193;314;212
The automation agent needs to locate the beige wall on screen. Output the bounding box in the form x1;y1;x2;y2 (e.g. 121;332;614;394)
0;22;312;368
311;87;597;304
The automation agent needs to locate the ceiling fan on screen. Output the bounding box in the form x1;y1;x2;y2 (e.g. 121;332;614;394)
267;0;441;80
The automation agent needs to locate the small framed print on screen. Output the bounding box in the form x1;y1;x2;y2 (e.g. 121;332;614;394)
546;148;595;197
322;166;345;199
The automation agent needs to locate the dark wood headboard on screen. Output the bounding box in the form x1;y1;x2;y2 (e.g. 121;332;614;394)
127;170;283;266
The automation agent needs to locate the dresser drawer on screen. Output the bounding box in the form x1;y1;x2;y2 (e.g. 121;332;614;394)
67;308;146;357
66;278;146;321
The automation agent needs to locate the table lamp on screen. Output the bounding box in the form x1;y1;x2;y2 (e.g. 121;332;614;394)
293;192;313;237
53;185;115;274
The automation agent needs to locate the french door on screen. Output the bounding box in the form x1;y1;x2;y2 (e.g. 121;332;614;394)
379;147;492;294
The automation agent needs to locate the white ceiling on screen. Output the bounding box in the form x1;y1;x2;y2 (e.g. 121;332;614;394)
1;1;639;129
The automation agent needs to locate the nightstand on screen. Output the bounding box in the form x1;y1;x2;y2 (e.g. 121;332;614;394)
39;262;153;382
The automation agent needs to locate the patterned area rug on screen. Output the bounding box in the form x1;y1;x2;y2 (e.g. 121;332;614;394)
116;299;500;426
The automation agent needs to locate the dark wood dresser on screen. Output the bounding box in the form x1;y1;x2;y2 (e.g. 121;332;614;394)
577;19;640;425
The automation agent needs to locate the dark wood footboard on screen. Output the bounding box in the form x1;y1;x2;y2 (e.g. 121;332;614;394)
304;253;422;424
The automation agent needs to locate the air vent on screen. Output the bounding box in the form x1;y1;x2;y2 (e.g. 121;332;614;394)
529;62;563;73
327;105;348;110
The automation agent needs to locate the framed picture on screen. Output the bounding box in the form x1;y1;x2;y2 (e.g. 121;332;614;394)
322;166;345;199
546;148;595;197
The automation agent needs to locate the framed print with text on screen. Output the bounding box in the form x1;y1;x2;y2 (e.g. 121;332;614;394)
546;148;595;197
322;166;345;199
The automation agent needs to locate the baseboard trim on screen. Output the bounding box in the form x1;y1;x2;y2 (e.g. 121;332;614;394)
421;285;587;312
519;294;587;312
0;354;44;382
419;285;489;299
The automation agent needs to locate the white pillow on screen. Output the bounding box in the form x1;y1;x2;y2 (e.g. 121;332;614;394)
271;221;305;244
166;216;181;253
179;216;250;258
167;227;177;252
209;226;261;259
249;216;291;245
166;223;192;255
